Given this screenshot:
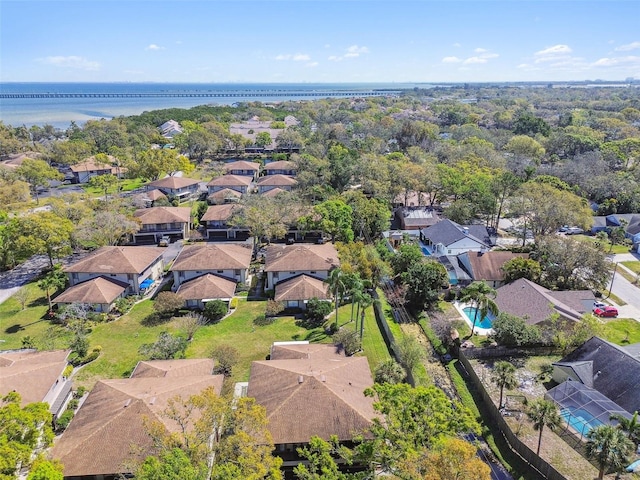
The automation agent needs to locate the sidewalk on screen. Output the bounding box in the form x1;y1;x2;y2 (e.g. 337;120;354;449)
605;255;640;321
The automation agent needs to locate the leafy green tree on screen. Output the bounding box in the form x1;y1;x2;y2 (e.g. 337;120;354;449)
310;199;354;242
526;399;562;456
459;282;498;336
586;424;635;480
342;190;390;240
139;332;188;360
26;457;64;480
359;383;479;476
136;448;204;480
255;131;272;149
513;113;550;136
333;328;361;356
38;264;67;311
501;257;541;284
305;298;333;325
400;260;447;312
374;359;406;385
76;210;140;247
491;361;518;409
395;336;424;378
16;212;74;267
491;312;541;347
153;292;185;317
0;392;55;479
88;174;119;200
210;344;239;377
294;436;356;480
390;243;423;277
15;158;62;204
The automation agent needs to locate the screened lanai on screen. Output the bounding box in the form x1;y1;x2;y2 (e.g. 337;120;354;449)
546;380;632;439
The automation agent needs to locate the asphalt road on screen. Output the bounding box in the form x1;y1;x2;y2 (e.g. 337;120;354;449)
607;252;640;320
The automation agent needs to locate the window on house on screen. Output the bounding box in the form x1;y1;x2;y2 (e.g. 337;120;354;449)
310;271;316;274
217;270;224;274
234;270;241;275
289;271;296;274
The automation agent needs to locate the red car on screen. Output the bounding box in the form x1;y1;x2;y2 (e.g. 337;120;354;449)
593;306;618;317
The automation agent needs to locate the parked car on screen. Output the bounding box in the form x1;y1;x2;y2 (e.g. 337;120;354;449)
158;235;171;247
593;306;618;317
593;301;607;310
559;225;569;232
565;227;584;235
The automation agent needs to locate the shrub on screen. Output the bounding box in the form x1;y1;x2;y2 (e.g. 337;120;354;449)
139;332;188;360
492;312;541;347
266;300;285;317
203;300;228;322
253;314;275;326
69;333;89;358
81;350;100;364
153;292;185;316
305;298;333;325
73;386;86;399
66;399;79;410
374;359;406;384
333;328;361;356
55;410;74;433
114;296;136;314
229;297;239;309
63;365;73;378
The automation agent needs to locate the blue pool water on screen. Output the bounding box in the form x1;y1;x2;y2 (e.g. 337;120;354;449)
421;246;431;256
462;307;494;329
448;271;458;285
561;408;603;435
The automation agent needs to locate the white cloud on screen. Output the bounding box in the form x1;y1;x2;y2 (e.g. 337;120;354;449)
442;56;462;63
306;62;319;67
615;41;640;52
591;56;640;67
474;47;487;53
535;44;572;56
275;53;311;61
463;56;488;65
329;45;369;61
452;42;461;48
38;55;100;71
145;44;164;51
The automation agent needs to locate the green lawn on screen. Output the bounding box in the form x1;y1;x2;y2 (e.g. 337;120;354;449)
0;284;57;349
621;261;640;275
601;318;640;345
80;178;144;196
573;234;632;254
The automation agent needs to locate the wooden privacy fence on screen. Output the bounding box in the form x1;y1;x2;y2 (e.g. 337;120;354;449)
458;351;569;480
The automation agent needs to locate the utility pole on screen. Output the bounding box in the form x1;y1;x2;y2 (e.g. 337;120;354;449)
606;262;618;299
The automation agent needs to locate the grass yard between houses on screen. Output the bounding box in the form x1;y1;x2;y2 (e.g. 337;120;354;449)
621;260;640;275
0;283;57;349
600;317;640;345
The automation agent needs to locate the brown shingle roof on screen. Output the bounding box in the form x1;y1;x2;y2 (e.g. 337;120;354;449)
145;189;167;201
65;246;164;274
264;244;339;272
147;176;200;189
264;160;296;171
51;372;224;478
176;273;237;300
200;204;242;222
53;277;128;305
261;187;286;198
206;188;242;203
133;206;191;225
465;251;528;282
274;274;330;301
70;155;118;173
270;343;343;360
207;174;252;187
0;350;70;406
247;346;376;444
171;243;252;271
130;359;215;378
224;160;260;172
257;174;297;186
495;278;586;325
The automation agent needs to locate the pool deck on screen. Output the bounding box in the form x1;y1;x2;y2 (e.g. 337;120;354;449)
454;301;493;336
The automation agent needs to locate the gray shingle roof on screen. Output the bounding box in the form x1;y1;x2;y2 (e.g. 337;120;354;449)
421;219;491;247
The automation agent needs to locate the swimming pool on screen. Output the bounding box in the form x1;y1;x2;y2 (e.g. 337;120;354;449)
561;407;604;436
420;246;432;256
462;306;494;329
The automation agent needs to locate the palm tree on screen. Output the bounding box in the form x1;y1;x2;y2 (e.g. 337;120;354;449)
526;399;562;456
459;281;498;336
325;267;345;331
610;410;640;448
586;424;635;480
359;293;374;341
492;361;518;409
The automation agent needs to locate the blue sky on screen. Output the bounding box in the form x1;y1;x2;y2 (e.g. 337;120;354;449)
1;0;639;83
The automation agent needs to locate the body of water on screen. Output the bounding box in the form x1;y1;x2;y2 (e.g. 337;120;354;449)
462;306;494;330
0;82;421;129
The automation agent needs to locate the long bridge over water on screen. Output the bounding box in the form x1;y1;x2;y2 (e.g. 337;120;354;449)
0;90;401;99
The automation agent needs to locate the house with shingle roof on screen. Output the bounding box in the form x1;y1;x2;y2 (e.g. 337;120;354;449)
0;349;72;420
207;187;242;205
457;251;529;288
70;155;123;184
274;274;331;310
171;243;252;290
51;359;223;480
264;243;340;290
494;278;595;325
247;343;376;467
176;274;237;309
224;160;261;180
158;119;183;138
551;336;640;416
396;206;440;230
64;246;164;295
207;174;253;195
256;174;297;194
264;160;296;176
420;219;493;257
54;276;130;312
132;206;191;244
200;204;249;241
146;176;201;200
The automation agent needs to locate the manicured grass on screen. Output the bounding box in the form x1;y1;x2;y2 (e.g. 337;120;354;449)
0;284;58;350
81;178;144;196
605;291;627;306
621;261;640;275
186;299;328;383
573;235;631;254
601;318;640;345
